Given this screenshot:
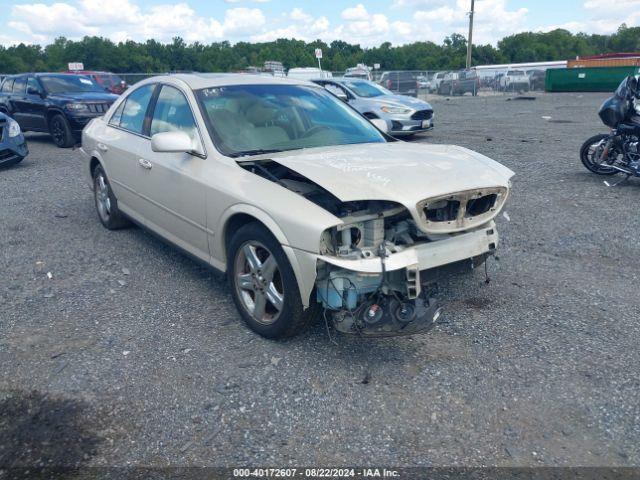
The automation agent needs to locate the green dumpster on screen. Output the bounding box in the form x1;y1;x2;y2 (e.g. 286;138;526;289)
545;66;640;92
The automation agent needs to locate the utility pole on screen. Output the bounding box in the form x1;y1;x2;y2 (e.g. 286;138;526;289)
466;0;475;69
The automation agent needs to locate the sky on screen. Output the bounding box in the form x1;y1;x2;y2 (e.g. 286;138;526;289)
0;0;638;48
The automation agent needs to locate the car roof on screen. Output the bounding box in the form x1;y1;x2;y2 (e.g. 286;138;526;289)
144;73;316;90
69;70;116;75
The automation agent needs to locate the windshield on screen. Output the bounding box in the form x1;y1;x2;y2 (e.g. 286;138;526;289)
342;80;391;98
95;74;124;87
39;75;104;94
196;84;386;157
508;70;525;76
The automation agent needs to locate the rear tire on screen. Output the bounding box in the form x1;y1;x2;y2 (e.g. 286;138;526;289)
580;134;619;176
227;222;319;339
49;114;74;148
93;165;131;229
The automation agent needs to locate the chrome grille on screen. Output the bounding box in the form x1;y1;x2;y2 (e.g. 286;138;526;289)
86;103;111;114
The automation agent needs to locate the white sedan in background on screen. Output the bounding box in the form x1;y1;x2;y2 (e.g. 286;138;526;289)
81;74;513;339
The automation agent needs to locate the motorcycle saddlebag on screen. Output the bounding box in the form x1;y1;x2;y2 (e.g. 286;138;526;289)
598;95;628;129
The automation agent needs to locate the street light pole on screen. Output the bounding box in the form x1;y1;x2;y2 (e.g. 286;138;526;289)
466;0;475;69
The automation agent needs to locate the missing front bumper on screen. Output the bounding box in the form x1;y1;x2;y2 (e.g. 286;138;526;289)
331;293;442;337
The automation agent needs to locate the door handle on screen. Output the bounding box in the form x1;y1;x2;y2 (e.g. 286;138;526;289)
138;158;153;170
97;142;108;152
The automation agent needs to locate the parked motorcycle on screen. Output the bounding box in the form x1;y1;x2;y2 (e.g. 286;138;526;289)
580;75;640;184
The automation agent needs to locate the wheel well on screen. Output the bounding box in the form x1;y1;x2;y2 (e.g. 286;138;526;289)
46;109;64;126
223;213;271;262
89;157;101;178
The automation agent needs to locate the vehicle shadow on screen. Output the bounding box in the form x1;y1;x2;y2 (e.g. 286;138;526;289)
0;389;102;477
23;133;56;145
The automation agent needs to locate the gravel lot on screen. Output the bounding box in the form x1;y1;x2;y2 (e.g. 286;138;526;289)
1;92;639;470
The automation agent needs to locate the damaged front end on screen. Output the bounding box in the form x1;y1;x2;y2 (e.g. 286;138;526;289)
239;157;507;337
314;198;499;337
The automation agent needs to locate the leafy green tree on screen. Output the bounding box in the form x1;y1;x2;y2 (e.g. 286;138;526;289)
0;26;638;75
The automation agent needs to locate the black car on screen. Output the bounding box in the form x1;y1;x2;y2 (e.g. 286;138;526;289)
0;112;28;167
438;69;480;96
379;71;418;97
0;73;118;148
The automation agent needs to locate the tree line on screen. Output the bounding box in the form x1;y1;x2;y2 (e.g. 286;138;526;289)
0;24;638;74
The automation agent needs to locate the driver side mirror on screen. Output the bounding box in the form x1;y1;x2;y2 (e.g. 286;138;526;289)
370;118;388;133
334;90;349;102
151;131;202;155
324;85;349;102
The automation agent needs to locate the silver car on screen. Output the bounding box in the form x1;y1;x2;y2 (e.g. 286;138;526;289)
80;74;512;339
313;78;434;136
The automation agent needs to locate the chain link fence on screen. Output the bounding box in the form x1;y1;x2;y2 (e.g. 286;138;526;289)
1;68;547;100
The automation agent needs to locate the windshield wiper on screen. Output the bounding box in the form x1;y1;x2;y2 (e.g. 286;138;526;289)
229;148;283;158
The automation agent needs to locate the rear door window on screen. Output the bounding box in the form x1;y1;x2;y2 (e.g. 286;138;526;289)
118;84;156;135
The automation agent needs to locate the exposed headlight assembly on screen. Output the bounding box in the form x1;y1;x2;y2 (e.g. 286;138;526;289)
7;118;21;138
380;105;412;115
65;103;89;112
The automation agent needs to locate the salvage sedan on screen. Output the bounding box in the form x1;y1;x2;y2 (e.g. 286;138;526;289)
81;74;514;339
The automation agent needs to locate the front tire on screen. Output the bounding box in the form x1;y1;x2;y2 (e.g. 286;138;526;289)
228;223;319;339
580;134;619;176
93;165;131;229
49;114;75;148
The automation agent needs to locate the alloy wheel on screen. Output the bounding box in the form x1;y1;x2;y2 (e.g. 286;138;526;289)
233;240;284;325
51;118;65;146
95;173;112;222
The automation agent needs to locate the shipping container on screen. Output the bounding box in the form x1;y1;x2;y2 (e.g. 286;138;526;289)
568;58;640;68
545;66;640;92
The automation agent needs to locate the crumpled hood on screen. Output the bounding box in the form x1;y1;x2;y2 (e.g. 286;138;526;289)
262;142;514;208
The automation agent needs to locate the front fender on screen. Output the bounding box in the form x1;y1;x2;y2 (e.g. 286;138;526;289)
215;203;318;308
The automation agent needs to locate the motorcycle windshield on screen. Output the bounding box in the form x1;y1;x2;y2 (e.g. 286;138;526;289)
615;76;637;100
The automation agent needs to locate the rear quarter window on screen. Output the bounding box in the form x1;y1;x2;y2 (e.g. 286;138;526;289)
13;77;26;94
1;79;14;93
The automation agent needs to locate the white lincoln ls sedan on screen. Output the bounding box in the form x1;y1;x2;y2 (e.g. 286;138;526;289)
81;73;514;339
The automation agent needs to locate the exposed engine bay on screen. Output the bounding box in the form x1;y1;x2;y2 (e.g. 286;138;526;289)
240;159;497;336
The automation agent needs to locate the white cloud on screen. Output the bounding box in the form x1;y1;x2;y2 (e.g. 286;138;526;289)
136;3;224;42
341;4;369;21
411;0;528;44
252;8;330;42
290;7;312;23
11;2;98;36
78;0;141;25
4;0;632;50
223;7;265;35
536;0;639;35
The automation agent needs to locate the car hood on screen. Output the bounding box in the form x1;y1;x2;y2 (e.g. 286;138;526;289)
370;94;432;110
48;92;119;103
256;142;514;207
